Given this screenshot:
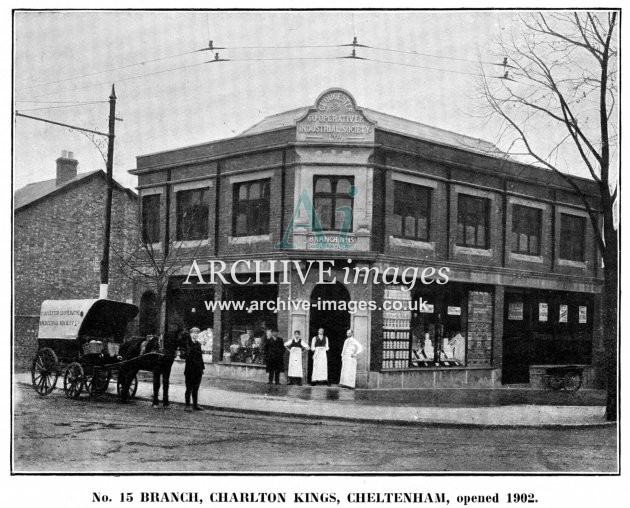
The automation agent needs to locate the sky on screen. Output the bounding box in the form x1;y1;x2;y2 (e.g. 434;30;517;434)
12;10;605;191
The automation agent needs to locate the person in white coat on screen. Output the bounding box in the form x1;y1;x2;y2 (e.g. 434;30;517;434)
284;331;309;385
339;329;363;389
310;328;330;386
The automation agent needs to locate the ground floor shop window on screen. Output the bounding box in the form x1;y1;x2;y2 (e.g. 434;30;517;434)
381;283;491;369
502;290;594;384
220;282;278;365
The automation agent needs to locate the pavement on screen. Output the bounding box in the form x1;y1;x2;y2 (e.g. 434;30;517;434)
16;362;613;428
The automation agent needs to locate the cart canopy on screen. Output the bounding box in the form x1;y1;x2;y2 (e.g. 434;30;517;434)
37;299;139;341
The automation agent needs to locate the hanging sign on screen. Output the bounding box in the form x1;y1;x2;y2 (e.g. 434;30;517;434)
508;302;523;321
420;304;434;314
447;306;461;316
538;303;548;322
579;306;587;323
559;305;568;323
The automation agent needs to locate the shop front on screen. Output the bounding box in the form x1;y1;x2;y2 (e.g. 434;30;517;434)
502;289;594;384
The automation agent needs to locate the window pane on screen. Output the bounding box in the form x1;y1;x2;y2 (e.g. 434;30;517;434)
314;197;333;230
238;184;248;201
336;178;352;195
315;178;332;193
249;182;261;200
392;215;403;236
417;217;428;240
404;216;416;237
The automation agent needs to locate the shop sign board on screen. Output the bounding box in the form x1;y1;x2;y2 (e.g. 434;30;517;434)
296;88;375;143
539;303;548;322
579;306;587;323
384;288;412;300
447;306;461;316
559;305;568;323
508;302;524;321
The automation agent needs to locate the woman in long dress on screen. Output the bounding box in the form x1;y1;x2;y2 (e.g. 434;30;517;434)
284;331;308;385
310;328;329;386
339;329;363;389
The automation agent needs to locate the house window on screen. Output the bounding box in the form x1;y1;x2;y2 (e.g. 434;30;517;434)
560;213;586;261
313;176;354;231
232;179;270;236
141;194;161;244
176;188;209;241
512;204;542;255
457;194;490;248
393;181;431;240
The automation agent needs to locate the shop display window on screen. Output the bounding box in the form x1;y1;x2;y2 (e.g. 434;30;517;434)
220;283;278;365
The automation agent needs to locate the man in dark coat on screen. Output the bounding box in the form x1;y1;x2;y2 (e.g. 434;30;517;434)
263;327;284;385
184;327;205;411
152;325;179;408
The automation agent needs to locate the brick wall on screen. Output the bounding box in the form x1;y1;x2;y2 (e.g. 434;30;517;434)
14;174;137;368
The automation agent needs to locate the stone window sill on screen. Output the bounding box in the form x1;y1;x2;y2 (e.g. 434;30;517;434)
510;252;544;263
454;245;493;257
389;236;435;250
228;234;271;245
557;258;587;269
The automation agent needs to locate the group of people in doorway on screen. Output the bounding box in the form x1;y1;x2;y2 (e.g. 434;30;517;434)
264;327;364;389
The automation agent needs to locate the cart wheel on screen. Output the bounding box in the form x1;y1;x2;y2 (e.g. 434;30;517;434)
87;368;111;397
31;348;59;396
117;374;138;400
563;371;582;392
64;362;84;399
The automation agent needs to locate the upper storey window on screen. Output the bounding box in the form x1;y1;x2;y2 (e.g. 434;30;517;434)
559;213;586;262
392;181;431;241
141;194;161;244
512;204;542;256
457;194;489;249
232;179;270;237
176;188;209;241
313;176;354;231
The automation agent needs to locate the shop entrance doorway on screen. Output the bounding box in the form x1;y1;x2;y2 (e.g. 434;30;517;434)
309;283;351;384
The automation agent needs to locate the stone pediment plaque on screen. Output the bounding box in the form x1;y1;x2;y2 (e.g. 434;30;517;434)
296;88;374;143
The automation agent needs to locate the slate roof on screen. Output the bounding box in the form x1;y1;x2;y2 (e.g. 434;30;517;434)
14;170;135;211
239;105;507;158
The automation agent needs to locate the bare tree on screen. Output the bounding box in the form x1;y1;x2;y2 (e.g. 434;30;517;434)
479;12;618;420
111;207;208;336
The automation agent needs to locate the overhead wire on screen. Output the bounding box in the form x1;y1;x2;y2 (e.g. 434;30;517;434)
15;102;108;112
16;38;509;101
16;48;201;92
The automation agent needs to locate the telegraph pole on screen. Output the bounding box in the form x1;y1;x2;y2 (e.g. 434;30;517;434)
100;84;116;299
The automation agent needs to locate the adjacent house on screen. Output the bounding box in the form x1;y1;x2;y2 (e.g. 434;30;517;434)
14;151;137;368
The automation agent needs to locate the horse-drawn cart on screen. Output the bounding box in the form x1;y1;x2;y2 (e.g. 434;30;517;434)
31;299;163;400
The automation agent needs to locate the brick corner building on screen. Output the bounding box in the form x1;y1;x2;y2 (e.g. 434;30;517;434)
130;88;604;390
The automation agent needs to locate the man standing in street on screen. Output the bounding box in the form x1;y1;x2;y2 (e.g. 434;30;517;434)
184;327;205;411
264;327;285;385
339;329;363;389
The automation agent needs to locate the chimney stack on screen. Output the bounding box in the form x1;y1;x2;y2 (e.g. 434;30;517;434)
56;150;78;186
